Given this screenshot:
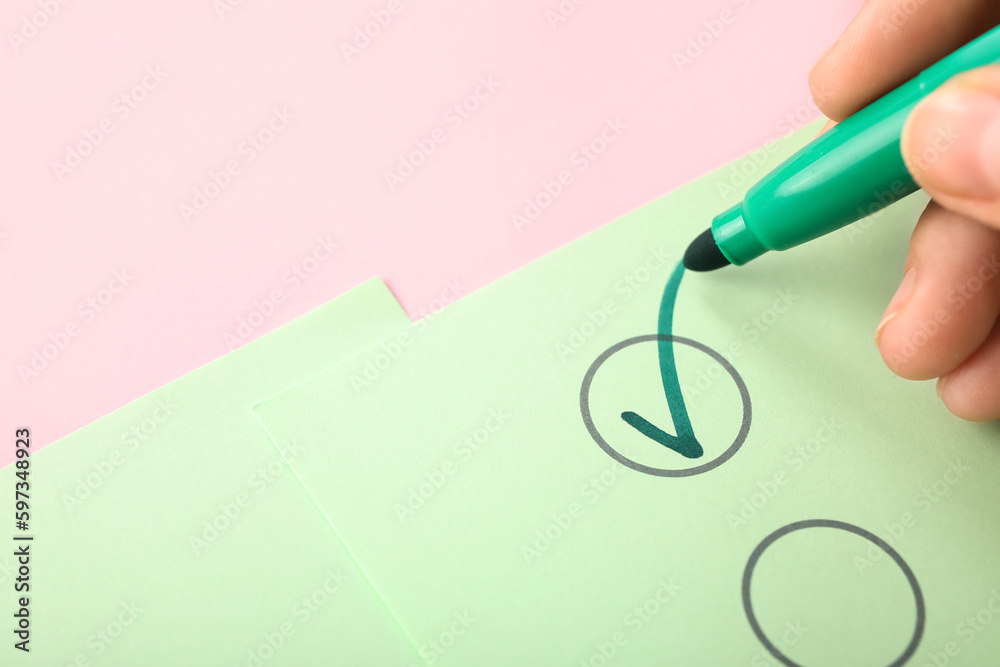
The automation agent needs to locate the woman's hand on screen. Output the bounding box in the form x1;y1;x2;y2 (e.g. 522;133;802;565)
812;0;1000;421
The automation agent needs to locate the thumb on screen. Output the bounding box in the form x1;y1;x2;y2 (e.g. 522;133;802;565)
901;64;1000;230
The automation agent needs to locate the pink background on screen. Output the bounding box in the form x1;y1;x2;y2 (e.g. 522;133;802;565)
1;0;863;465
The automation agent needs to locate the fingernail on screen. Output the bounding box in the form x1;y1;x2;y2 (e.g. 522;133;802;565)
936;376;947;400
876;268;917;346
904;87;1000;198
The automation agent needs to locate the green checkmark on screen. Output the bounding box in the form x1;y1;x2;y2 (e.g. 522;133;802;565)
620;261;704;459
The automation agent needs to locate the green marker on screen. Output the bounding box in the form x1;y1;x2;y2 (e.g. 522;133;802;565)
683;25;1000;272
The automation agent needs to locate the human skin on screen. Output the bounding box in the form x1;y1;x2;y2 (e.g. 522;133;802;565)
811;0;1000;421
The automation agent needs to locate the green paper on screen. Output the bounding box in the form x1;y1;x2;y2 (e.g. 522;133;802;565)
1;279;420;667
255;125;1000;666
620;261;703;459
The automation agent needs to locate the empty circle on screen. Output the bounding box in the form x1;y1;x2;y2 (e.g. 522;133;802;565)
580;335;751;477
742;519;925;667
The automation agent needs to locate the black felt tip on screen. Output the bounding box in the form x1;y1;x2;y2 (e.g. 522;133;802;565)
683;228;731;272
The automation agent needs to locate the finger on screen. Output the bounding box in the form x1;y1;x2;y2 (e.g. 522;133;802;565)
810;0;1000;121
876;201;1000;381
816;119;838;137
901;65;1000;229
938;318;1000;421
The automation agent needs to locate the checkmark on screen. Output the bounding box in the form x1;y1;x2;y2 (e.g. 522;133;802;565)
620;262;704;459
